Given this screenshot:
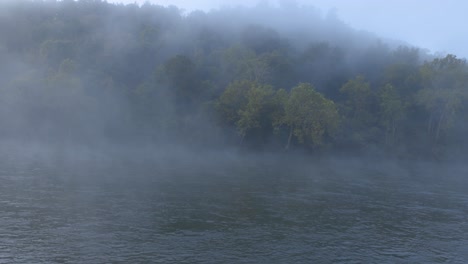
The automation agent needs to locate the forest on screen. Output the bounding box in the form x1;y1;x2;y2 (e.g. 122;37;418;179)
1;0;468;159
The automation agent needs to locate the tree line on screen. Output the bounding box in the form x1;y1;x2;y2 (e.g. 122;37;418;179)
1;0;468;159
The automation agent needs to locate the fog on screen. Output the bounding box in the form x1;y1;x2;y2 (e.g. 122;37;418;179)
114;0;468;58
0;0;465;194
1;0;468;160
2;1;468;262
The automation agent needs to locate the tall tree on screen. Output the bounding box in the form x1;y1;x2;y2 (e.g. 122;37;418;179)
417;54;468;143
236;84;275;142
378;83;406;145
283;83;339;150
339;76;378;146
216;80;277;144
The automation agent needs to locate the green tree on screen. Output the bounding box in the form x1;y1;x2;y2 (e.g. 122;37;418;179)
339;76;378;146
236;84;275;142
417;54;468;143
160;55;202;106
283;83;339;150
379;83;406;145
221;45;271;83
216;80;277;144
215;80;252;126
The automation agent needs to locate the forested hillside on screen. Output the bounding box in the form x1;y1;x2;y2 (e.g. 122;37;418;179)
1;0;468;159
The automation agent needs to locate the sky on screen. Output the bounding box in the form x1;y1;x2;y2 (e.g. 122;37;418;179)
110;0;468;58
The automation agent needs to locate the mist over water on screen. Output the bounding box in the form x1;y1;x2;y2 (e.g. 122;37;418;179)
1;0;468;263
2;153;468;263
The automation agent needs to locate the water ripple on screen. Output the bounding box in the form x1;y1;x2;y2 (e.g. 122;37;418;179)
1;160;468;263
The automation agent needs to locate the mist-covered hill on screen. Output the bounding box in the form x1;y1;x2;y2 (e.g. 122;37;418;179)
1;0;467;159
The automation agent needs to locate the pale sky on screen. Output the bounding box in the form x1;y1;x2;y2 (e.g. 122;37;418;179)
110;0;468;58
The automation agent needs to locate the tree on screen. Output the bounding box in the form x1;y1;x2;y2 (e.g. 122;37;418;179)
221;45;271;84
383;46;423;102
339;76;378;146
378;83;406;145
416;54;468;143
160;55;202;107
241;25;288;54
236;84;275;142
283;83;339;150
215;80;252;126
299;42;345;95
216;80;277;144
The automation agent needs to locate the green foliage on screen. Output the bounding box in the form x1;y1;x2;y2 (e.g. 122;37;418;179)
284;83;339;149
2;0;468;158
338;76;380;147
417;54;468;143
221;45;268;83
216;80;278;143
378;83;406;145
159;55;205;108
237;84;275;139
241;25;288;54
215;80;252;125
340;75;373;120
271;89;288;131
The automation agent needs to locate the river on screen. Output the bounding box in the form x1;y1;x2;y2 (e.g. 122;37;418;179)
1;151;468;263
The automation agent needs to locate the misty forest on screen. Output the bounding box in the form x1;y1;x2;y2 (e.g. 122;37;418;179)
2;1;468;263
2;0;468;159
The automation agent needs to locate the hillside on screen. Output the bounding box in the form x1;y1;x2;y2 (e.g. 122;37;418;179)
1;0;467;159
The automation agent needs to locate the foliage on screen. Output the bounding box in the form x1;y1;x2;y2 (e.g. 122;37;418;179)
338;76;379;147
417;55;468;143
283;83;339;149
378;83;406;145
0;0;467;158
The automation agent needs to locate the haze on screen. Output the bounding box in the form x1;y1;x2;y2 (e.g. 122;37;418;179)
112;0;468;58
2;1;468;262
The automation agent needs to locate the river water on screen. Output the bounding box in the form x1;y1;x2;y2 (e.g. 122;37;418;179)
1;152;468;263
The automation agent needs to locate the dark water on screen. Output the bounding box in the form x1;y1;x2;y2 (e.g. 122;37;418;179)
1;153;468;263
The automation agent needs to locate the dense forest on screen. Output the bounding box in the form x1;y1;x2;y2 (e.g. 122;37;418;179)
1;0;468;159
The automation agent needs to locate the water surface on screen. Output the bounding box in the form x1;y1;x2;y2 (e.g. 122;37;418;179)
1;154;468;263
